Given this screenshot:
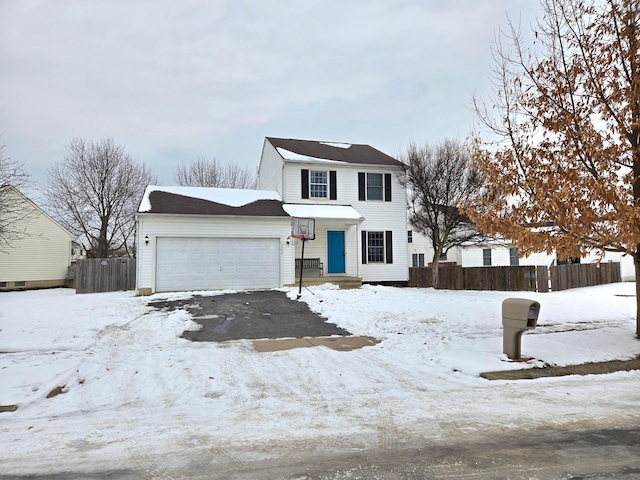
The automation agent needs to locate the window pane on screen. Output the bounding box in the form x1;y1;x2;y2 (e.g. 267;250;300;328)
483;248;492;266
367;231;385;262
310;170;327;198
367;173;383;200
510;248;519;266
418;253;425;267
412;253;418;267
407;231;413;243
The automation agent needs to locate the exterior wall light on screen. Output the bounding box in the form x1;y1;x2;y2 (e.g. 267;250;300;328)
144;235;149;245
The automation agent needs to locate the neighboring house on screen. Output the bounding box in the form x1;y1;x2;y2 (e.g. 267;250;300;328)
0;186;73;291
258;137;408;284
408;230;636;280
135;186;291;295
70;241;86;263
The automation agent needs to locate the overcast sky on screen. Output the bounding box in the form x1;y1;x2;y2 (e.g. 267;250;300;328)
0;0;541;193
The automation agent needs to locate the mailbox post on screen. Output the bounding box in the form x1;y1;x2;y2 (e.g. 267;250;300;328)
502;298;540;360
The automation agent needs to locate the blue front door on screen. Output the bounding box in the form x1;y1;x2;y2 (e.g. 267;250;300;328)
327;230;345;274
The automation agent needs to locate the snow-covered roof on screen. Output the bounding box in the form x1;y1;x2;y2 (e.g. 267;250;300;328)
275;147;344;165
267;137;401;167
282;204;364;221
138;186;281;213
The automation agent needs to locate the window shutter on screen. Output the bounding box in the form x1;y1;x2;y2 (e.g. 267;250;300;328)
385;231;393;264
358;172;366;201
330;170;337;200
301;169;309;199
361;230;367;264
384;173;392;202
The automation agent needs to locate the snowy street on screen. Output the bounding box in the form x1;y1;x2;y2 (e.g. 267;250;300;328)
1;283;640;478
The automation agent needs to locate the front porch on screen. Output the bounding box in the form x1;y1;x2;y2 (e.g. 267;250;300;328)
286;275;362;290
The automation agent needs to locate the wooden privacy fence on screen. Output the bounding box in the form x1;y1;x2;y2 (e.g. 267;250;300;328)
409;262;619;292
75;258;136;294
550;262;621;291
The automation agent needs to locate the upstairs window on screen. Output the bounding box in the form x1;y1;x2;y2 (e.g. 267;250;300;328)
407;231;413;243
367;173;383;200
301;169;337;200
309;170;328;198
358;172;392;201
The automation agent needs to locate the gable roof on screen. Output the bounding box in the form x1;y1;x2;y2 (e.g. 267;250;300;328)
138;186;288;217
266;137;401;167
0;185;73;239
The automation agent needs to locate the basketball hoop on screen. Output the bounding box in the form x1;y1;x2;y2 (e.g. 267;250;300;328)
291;217;315;240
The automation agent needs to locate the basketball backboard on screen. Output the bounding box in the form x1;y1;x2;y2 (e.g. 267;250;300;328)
291;217;315;240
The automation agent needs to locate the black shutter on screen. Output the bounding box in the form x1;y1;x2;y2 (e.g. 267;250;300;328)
329;170;337;200
358;172;366;201
385;231;393;264
384;173;392;202
301;169;309;199
361;230;367;264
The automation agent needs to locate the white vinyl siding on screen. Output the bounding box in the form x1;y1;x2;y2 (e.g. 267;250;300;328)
256;140;284;195
0;188;72;284
268;149;408;283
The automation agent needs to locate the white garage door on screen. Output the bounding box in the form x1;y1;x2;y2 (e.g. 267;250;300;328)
156;237;280;292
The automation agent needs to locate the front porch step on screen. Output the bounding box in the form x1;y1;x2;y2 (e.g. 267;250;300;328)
287;276;362;290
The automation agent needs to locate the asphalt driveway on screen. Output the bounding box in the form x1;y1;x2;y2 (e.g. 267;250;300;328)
148;290;351;342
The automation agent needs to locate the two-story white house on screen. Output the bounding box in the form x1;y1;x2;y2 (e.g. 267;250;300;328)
258;137;408;285
135;137;408;294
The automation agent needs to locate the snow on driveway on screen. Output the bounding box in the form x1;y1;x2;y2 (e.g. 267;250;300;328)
1;283;639;475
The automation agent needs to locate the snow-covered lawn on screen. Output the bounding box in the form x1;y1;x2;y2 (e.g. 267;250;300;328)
1;283;639;475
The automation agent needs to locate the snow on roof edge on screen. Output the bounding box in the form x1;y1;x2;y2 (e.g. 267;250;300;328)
138;186;281;213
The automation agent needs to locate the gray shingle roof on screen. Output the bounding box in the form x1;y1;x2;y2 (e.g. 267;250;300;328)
267;137;401;167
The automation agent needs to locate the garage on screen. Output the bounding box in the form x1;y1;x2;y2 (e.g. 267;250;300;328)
155;237;281;292
136;186;294;295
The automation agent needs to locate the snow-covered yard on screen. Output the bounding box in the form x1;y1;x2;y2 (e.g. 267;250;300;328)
1;283;639;476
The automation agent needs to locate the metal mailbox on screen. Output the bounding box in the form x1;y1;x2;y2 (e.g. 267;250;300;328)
502;298;540;360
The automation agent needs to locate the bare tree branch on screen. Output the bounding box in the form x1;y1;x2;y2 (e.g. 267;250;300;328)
174;157;255;189
45;137;157;258
0;141;32;253
398;139;486;287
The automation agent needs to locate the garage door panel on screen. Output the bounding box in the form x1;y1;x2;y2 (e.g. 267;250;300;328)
156;237;280;292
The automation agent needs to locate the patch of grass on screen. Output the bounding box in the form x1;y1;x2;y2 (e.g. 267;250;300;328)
46;385;66;398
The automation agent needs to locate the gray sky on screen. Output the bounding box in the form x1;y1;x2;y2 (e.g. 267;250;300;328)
0;0;540;192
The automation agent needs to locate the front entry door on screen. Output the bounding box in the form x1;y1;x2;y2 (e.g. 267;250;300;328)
327;230;345;274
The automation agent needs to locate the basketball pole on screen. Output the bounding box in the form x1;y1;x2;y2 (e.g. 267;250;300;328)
297;237;306;299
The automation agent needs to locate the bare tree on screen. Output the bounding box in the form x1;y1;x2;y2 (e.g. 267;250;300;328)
174;157;255;188
398;139;485;288
45;137;157;258
469;0;640;337
0;142;31;252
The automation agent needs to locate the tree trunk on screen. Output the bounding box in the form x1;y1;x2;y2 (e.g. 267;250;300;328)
430;253;441;289
635;245;640;339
